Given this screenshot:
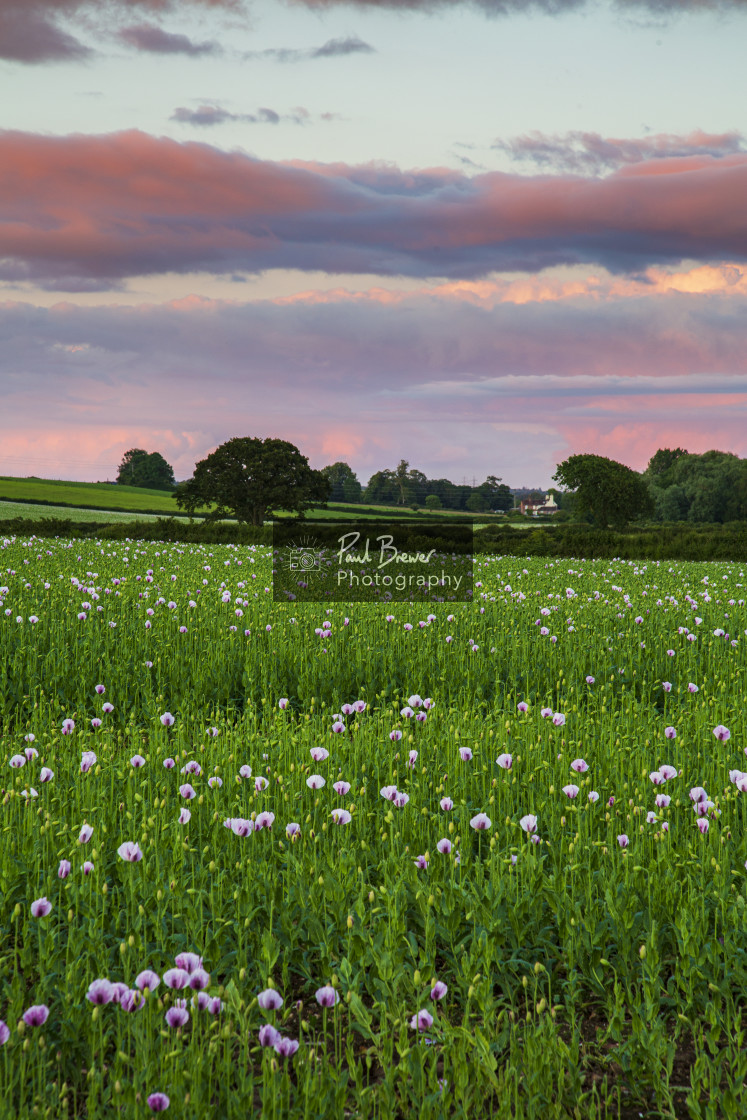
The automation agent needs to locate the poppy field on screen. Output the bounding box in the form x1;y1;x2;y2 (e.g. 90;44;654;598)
1;535;746;1119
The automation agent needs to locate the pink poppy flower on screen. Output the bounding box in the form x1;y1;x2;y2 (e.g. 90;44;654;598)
163;969;190;990
147;1093;170;1112
175;952;203;975
165;1007;189;1028
306;775;325;790
274;1037;299;1058
469;813;491;831
315;986;340;1008
259;1024;281;1047
136;970;160;992
117;841;143;863
439;797;454;811
30;897;52;918
258;989;283;1011
22;1005;49;1027
409;1009;433;1032
86;979;115;1005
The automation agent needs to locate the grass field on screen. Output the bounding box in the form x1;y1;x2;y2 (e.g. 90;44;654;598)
0;477;187;515
0;501;164;523
4;538;741;1118
0;475;520;524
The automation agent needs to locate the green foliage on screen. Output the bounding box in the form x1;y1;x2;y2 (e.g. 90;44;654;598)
553;454;654;529
320;462;362;503
424;494;442;510
474;522;747;560
646;450;747;524
175;437;331;527
117;448;175;490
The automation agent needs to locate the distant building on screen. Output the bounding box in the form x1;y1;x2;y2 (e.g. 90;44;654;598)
520;493;558;516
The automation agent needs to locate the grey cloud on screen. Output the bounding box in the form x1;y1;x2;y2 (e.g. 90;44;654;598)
170;104;314;125
118;23;220;55
291;0;747;11
0;0;239;65
242;35;375;63
492;129;747;175
0;6;91;62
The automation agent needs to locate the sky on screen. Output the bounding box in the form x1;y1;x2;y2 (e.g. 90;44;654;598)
1;0;747;488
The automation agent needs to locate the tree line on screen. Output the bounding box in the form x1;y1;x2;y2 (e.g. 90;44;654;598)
115;441;747;529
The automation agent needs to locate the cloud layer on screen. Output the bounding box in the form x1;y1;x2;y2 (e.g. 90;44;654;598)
493;129;747;175
241;35;375;62
170;105;318;126
0;0;239;63
2;270;747;483
2;129;747;290
118;24;220;56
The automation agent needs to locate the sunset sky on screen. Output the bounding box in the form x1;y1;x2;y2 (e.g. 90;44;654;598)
2;0;747;488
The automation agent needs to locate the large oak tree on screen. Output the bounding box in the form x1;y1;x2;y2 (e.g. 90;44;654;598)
174;437;330;527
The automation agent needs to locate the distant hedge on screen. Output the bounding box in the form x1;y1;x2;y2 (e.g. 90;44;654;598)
473;523;747;561
3;516;747;560
0;517;271;545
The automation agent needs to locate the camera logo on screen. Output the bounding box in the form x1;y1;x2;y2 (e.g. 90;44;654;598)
288;546;322;572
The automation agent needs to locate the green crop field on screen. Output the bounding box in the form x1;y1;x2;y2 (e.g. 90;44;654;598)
0;501;164;524
0;477;188;516
0;476;508;524
1;538;745;1118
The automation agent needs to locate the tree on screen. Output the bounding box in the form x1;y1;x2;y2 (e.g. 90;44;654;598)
321;462;362;504
552;454;654;529
646;447;688;482
424;494;442;510
117;448;175;490
466;490;490;512
394;459;410;505
363;470;398;505
479;475;513;512
174;437;330;527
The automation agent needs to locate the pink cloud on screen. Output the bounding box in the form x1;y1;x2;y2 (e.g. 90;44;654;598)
2;130;747;290
1;281;747;484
